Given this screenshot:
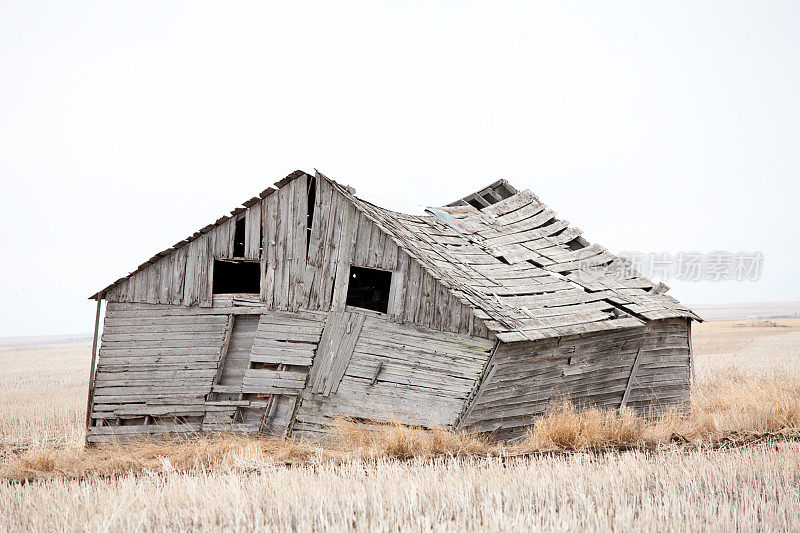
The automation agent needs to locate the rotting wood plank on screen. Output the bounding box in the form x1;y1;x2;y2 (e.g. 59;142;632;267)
330;201;356;310
307;311;345;394
245;202;262;260
324;312;366;396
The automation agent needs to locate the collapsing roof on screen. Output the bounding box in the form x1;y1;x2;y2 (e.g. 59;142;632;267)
92;170;699;343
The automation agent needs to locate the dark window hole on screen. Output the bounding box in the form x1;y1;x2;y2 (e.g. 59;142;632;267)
306;176;317;260
233;217;246;257
346;266;392;314
213;259;261;294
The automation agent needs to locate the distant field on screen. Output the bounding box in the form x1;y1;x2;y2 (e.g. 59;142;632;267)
0;316;798;530
691;300;800;321
694;317;800;378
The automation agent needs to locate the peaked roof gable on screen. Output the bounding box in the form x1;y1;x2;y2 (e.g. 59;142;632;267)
92;170;698;342
90;170;307;299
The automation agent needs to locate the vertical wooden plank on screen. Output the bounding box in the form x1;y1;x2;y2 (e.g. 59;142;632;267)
262;194;278;307
169;246;187;305
304;178;332;309
129;270;141;302
208;222;219;260
383;236;398;272
198;235;212;307
128;274;138;303
445;293;461;334
419;270;435;329
158;257;171;304
163;253;176;305
368;224;383;268
352;213;371;267
283;180;296;309
145;263;159;304
260;198;269;304
403;260;421;324
330;201;356;310
128;272;140;303
183;237;200;306
387;250;408;321
305;176;328;269
318;190;344;310
132;270;148;303
291;175;309;311
273;187;287;309
432;282;446;332
440;291;455;333
109;279;127;303
226;217;235;258
449;296;464;334
84;297;103;441
212;218;234;259
112;280;127;303
150;256;169;304
245;203;262;260
126;278;135;303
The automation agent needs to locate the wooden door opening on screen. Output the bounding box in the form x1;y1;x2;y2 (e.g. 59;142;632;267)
209;314;259;401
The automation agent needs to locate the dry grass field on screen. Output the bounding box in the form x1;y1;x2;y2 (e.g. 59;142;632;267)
1;318;799;531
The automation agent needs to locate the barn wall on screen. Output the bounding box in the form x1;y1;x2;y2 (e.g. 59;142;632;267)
103;174;488;337
87;302;326;443
291;314;496;438
87;302;493;442
459;318;691;441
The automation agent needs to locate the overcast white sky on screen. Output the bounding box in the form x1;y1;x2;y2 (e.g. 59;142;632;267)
1;1;799;337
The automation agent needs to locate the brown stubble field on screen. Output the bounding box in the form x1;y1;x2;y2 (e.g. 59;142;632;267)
1;319;799;531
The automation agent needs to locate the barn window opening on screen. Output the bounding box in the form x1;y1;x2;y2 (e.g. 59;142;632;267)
233;217;246;257
346;266;392;313
306;176;316;260
212;259;261;294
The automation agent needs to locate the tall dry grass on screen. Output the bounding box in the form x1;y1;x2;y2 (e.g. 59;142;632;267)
2;372;798;481
2;445;798;531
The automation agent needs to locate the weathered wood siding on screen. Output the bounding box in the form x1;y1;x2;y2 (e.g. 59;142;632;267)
104;174;486;337
292;315;495;438
88;302;492;442
459;318;691;441
88;302;326;443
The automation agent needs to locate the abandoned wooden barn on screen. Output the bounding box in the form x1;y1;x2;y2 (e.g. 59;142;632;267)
86;170;700;443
